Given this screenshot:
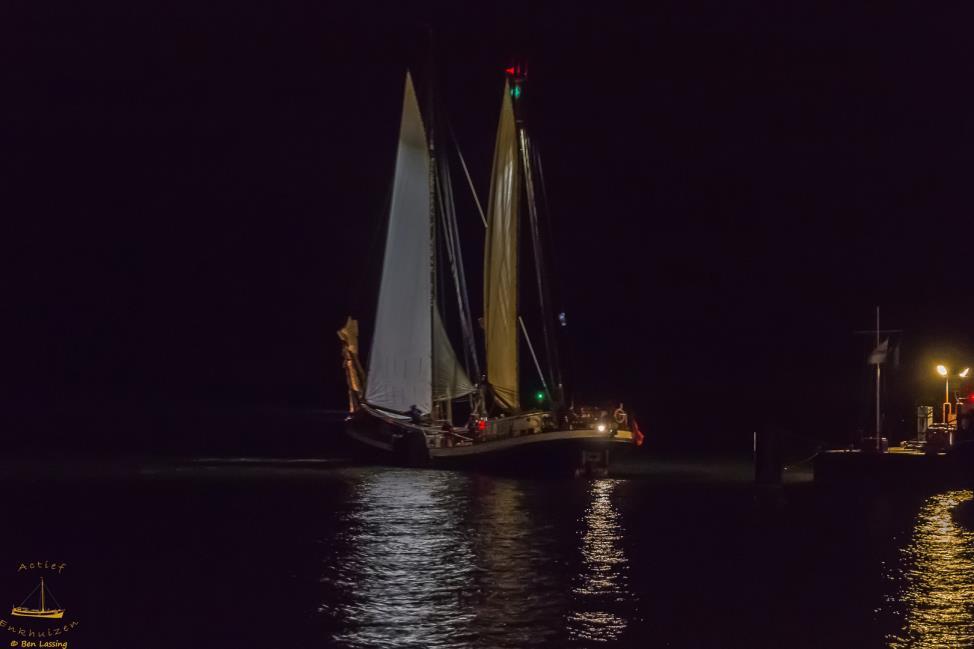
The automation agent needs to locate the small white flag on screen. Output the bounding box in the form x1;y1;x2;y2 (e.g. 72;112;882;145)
868;338;889;365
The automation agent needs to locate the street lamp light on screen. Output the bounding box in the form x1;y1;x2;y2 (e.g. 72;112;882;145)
935;364;971;424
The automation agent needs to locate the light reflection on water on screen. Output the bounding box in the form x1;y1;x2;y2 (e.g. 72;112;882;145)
323;470;636;647
463;476;567;647
326;469;478;648
887;490;974;649
568;479;637;643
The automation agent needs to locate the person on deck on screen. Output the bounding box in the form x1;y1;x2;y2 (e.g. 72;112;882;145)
408;405;422;424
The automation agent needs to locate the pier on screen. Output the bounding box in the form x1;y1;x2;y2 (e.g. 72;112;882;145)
814;446;973;488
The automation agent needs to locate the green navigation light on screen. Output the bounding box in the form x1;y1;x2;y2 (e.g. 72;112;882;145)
511;85;522;99
535;391;544;402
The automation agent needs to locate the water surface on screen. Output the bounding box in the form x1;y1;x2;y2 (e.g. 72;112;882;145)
3;463;972;647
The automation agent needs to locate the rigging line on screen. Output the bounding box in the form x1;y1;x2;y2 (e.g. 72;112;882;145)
784;448;824;470
437;211;447;316
532;139;560;298
519;127;562;403
529;134;565;388
439;150;481;379
436;158;479;379
532;136;554;238
519;316;549;395
43;584;63;610
18;583;40;608
351;175;395;318
449;122;488;228
532;136;577;401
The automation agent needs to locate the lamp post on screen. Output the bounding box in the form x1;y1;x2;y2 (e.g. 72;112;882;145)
936;365;969;424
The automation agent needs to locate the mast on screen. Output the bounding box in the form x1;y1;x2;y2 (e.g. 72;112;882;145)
425;45;478;419
40;577;45;612
427;38;439;420
510;66;563;408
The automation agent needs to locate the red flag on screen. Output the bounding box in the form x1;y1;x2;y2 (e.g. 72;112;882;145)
632;417;645;447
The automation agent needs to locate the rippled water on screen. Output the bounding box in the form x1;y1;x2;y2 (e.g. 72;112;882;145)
322;470;613;648
3;463;973;647
886;490;974;649
568;479;635;643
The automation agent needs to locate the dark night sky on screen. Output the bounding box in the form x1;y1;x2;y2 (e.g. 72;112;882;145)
4;1;974;447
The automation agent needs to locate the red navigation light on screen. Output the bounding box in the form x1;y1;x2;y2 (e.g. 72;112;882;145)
505;66;516;76
477;419;487;431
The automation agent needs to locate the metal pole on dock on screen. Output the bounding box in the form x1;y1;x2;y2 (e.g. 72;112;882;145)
754;428;782;485
855;307;901;452
875;306;881;451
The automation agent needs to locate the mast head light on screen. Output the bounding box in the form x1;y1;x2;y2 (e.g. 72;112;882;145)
937;365;948;377
597;423;606;433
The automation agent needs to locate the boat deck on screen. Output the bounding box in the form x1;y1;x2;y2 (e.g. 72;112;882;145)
430;427;634;458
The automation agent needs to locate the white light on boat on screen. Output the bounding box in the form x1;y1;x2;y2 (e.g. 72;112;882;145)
961;368;971;379
937;365;948;377
597;424;606;433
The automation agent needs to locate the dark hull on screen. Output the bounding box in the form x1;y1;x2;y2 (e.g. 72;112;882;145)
433;436;633;476
343;409;430;466
344;407;635;476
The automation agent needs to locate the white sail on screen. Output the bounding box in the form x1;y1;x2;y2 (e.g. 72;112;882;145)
366;72;433;414
484;80;520;411
365;71;475;415
433;307;475;401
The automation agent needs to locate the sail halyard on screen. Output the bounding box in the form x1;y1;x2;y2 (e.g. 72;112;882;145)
484;80;521;412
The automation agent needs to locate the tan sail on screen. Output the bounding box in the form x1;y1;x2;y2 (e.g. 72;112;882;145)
337;316;365;412
483;81;520;411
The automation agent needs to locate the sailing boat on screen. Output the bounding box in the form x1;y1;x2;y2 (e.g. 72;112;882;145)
11;576;65;619
338;66;641;473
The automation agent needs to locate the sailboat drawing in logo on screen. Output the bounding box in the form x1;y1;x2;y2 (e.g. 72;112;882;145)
11;576;64;619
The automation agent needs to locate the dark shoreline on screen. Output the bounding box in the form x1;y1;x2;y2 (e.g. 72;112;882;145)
0;452;812;486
